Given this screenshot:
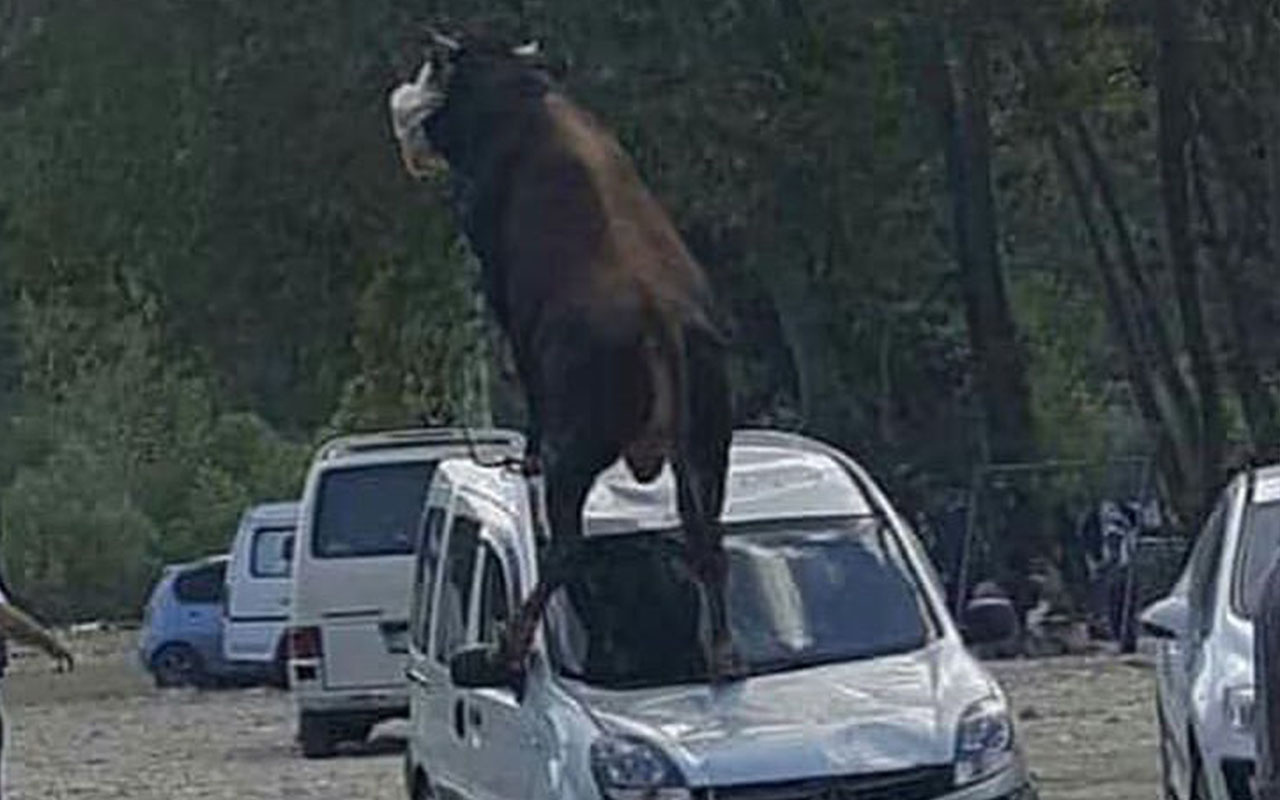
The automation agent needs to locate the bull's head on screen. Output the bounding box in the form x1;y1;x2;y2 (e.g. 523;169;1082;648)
388;30;543;180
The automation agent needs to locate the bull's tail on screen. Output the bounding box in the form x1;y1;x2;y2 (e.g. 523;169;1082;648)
624;313;731;521
665;315;732;531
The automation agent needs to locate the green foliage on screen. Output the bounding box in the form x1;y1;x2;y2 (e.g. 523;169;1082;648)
0;0;1275;620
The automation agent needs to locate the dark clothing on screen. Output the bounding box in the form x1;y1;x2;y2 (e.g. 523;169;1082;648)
1256;554;1280;799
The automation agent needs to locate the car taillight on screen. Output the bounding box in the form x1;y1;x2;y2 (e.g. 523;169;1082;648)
287;626;323;660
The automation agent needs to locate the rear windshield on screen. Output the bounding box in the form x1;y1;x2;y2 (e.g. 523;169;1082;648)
312;462;435;558
1235;500;1280;617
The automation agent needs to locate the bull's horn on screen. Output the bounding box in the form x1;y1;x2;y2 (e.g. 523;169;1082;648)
427;27;461;51
513;40;541;57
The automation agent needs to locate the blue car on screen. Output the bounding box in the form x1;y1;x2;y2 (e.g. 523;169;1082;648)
139;555;246;688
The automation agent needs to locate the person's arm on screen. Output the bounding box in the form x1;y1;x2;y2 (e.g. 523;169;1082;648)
0;603;73;670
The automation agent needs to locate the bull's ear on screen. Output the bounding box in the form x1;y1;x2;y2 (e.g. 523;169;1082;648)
512;40;541;58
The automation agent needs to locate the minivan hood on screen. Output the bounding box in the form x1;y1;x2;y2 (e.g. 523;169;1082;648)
568;640;994;786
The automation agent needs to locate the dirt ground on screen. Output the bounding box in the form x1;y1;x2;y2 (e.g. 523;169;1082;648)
0;631;1161;799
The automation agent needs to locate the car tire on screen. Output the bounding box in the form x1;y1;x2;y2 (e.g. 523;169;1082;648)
1155;701;1177;800
151;644;205;688
410;768;434;800
1190;738;1211;800
268;643;289;690
299;713;339;759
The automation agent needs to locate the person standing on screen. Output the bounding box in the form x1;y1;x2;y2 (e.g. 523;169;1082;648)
0;577;74;795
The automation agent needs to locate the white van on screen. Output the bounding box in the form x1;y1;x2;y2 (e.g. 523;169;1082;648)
287;428;522;758
223;501;299;687
404;430;1036;800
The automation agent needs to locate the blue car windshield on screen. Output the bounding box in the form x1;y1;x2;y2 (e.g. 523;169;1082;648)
544;517;934;689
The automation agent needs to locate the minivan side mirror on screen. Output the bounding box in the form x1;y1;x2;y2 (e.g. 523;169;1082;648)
961;596;1019;646
1141;595;1190;640
450;644;521;691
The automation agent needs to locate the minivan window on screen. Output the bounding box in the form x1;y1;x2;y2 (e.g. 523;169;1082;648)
545;517;931;689
251;527;295;578
1234;500;1280;617
312;462;435;558
477;545;511;647
434;516;481;665
1188;494;1229;636
412;506;448;650
174;563;226;604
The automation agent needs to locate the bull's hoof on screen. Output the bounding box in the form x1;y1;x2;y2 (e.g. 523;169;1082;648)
708;640;746;684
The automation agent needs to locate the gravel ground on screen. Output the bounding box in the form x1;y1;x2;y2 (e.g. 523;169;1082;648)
0;632;1161;799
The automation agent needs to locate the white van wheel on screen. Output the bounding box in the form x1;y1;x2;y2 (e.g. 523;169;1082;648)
299;713;338;759
412;772;434;800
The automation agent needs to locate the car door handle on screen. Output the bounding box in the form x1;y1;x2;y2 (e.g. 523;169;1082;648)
406;668;436;690
453;699;467;740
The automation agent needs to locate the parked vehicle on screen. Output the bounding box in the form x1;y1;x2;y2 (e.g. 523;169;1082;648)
286;427;523;758
1144;463;1280;800
139;555;232;688
404;430;1036;800
223;501;299;688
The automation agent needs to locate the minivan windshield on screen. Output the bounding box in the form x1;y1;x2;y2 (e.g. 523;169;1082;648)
1234;500;1280;617
544;517;933;689
312;462;435;558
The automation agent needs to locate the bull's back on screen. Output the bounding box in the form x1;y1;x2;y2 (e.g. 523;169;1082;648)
498;93;715;329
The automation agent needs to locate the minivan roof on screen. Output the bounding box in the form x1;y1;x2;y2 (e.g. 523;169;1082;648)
165;553;229;574
1254;463;1280;504
436;430;874;535
244;500;300;522
315;428;521;464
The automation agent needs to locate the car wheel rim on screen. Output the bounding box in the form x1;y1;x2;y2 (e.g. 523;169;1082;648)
157;649;194;682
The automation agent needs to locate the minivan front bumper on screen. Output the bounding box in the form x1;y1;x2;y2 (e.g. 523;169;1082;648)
692;761;1034;800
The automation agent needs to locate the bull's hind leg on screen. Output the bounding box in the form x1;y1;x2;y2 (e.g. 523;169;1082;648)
498;432;621;672
676;325;735;681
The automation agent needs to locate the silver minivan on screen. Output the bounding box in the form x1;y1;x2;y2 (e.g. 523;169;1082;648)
404;430;1036;800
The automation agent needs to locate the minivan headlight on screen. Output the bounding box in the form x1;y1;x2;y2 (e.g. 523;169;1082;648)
955;696;1015;786
1225;685;1256;733
590;735;690;800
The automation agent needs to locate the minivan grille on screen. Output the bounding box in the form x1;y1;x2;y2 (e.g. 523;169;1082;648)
696;765;954;800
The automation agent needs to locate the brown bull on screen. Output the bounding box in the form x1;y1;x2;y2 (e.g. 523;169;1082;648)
389;34;736;677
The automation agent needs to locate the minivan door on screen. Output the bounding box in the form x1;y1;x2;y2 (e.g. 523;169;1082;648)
456;539;553;800
415;509;483;798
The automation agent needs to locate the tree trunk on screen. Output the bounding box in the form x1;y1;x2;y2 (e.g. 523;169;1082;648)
919;19;1039;614
1156;0;1226;509
1190;141;1280;460
921;23;1036;465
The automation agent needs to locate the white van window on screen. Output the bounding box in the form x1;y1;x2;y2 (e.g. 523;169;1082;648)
412;507;448;651
312;462;435;558
251;527;295;578
434;516;480;665
545;517;929;689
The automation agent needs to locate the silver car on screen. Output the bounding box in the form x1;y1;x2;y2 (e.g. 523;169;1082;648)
404;430;1037;800
1144;463;1280;799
